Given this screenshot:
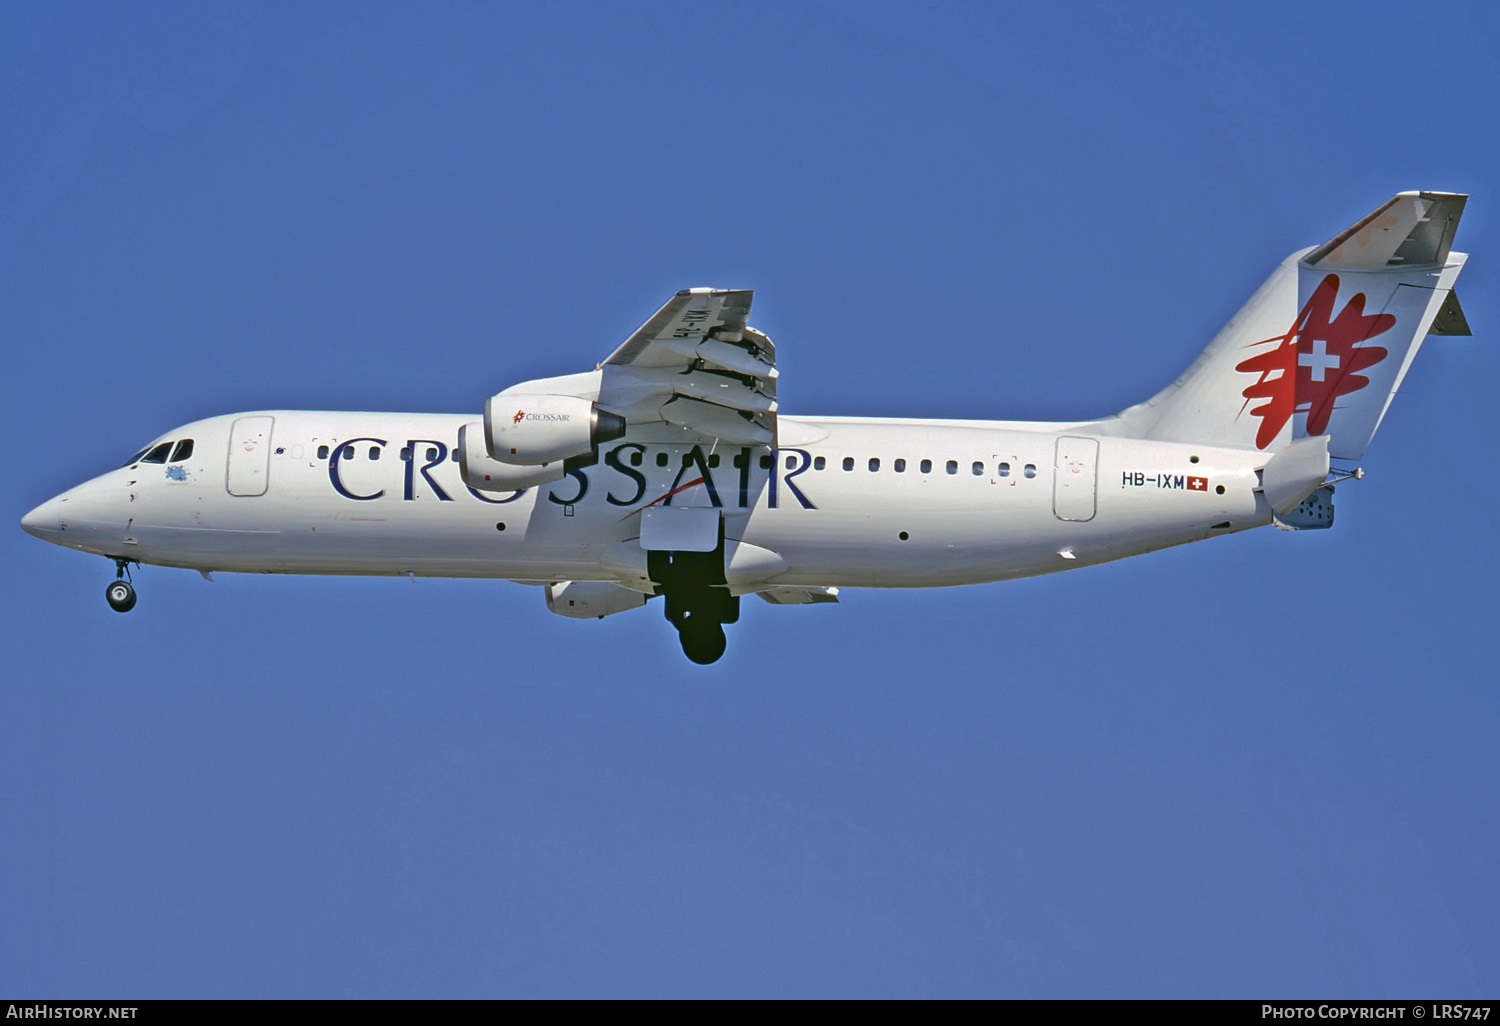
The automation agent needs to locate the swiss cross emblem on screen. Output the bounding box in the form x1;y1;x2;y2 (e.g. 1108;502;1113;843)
1187;476;1207;491
1235;273;1394;450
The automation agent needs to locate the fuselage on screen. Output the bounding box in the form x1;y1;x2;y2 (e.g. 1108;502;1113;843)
22;410;1276;590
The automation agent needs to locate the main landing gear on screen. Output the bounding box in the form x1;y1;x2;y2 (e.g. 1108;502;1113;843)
649;536;738;666
677;615;728;665
105;558;137;613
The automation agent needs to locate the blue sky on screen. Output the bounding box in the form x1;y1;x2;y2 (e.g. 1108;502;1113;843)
4;0;1497;998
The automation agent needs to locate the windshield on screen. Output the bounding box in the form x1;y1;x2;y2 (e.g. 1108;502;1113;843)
122;437;197;468
139;442;173;465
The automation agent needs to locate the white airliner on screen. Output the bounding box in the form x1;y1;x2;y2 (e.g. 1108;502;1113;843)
21;192;1472;662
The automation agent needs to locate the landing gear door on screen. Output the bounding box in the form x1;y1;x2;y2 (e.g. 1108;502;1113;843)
227;415;274;497
1053;436;1098;522
639;506;720;552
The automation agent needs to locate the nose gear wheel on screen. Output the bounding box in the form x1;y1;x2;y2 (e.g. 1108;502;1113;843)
105;558;138;612
105;579;136;613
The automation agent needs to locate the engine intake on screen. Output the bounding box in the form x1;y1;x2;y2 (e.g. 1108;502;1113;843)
458;423;565;491
483;393;626;465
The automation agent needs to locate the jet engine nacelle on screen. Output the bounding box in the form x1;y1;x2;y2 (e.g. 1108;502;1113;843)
457;423;565;491
483;393;626;466
545;580;650;619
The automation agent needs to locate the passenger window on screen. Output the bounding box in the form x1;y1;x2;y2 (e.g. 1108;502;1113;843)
399;447;411;461
630;450;643;467
141;442;174;464
842;457;854;471
759;454;773;469
451;450;460;462
972;461;984;476
733;452;747;469
894;458;906;473
1024;464;1037;478
426;447;439;461
868;458;880;472
813;456;826;471
369;446;380;461
317;445;330;460
785;455;797;470
708;454;721;468
342;446;355;461
169;439;195;463
946;460;958;475
998;462;1010;477
656;452;669;467
920;459;932;474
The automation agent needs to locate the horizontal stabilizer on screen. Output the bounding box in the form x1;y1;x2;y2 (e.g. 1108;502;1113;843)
1115;191;1468;460
1305;192;1466;270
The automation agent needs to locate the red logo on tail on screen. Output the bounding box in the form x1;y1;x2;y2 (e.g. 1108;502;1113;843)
1235;273;1394;450
513;409;526;425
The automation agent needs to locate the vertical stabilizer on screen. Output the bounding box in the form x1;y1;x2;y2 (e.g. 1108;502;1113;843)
1116;193;1469;459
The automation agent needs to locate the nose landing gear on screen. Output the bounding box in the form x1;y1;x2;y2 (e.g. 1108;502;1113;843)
106;580;136;612
105;558;137;613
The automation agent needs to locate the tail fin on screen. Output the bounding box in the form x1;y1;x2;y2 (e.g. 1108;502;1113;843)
1116;192;1470;459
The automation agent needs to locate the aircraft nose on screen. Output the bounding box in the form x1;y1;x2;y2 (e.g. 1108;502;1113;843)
20;496;62;540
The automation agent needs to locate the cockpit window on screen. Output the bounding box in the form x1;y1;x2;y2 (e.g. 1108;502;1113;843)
169;439;194;463
121;447;151;468
140;442;174;465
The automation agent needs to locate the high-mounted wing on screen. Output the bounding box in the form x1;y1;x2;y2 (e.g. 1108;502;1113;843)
596;288;778;446
467;288;779;492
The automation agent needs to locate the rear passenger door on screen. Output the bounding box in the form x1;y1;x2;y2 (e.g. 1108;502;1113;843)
1052;436;1098;522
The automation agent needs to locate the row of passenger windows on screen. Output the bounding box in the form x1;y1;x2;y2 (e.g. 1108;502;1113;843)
121;434;1043;480
308;443;1035;478
315;445;456;462
123;438;194;468
616;451;1034;477
639;452;1034;476
831;457;1036;478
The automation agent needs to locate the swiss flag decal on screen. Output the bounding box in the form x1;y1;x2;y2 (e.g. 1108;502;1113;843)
1187;477;1208;492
